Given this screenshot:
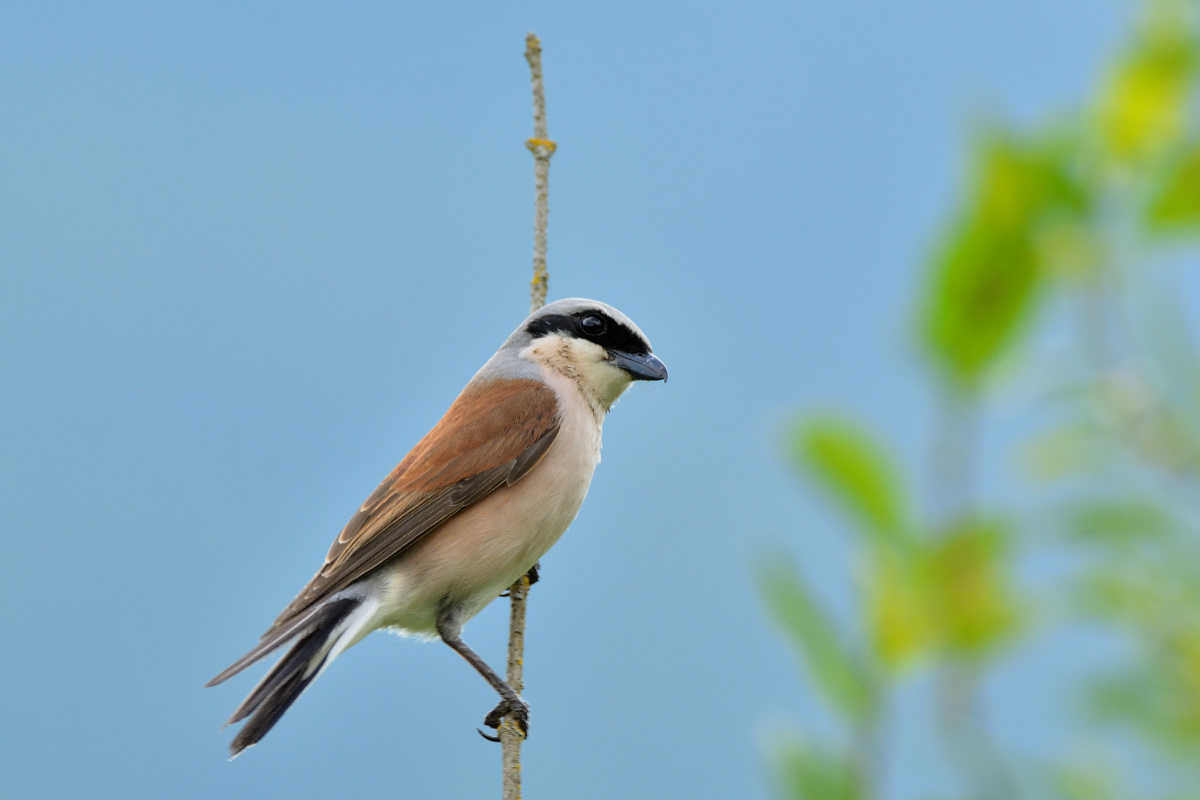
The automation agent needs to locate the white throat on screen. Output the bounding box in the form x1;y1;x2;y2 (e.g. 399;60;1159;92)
519;334;632;418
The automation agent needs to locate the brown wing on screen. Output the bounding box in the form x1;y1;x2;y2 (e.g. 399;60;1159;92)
270;378;560;636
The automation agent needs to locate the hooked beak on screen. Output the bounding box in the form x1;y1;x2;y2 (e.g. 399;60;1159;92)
610;350;669;382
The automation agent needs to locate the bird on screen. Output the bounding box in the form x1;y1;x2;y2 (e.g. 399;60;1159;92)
206;297;667;758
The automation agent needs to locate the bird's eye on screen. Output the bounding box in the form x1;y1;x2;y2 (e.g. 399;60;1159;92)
579;314;607;336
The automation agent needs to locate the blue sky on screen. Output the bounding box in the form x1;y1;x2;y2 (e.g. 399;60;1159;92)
0;2;1136;797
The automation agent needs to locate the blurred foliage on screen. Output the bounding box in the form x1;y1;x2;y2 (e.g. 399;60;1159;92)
863;546;931;671
790;418;1022;672
1147;143;1200;230
1098;0;1198;166
761;1;1200;798
773;735;863;800
792;418;916;553
1077;541;1200;754
760;552;876;721
926;519;1020;657
923;133;1090;385
1064;498;1174;545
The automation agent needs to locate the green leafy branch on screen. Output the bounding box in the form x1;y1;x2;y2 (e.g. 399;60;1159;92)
760;1;1200;798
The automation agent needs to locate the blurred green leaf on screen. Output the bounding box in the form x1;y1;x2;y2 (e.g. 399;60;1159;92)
864;550;935;671
1039;219;1104;280
1080;561;1200;751
923;133;1088;385
926;520;1021;656
1148;143;1200;231
792;417;915;554
1090;659;1200;751
926;218;1039;383
1076;571;1162;619
1020;421;1105;481
1085;666;1200;750
1089;671;1159;725
1053;760;1124;800
772;734;862;800
1098;0;1199;165
758;553;875;720
1066;498;1174;545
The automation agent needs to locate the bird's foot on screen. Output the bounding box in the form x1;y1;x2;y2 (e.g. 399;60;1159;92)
500;563;541;598
479;696;529;741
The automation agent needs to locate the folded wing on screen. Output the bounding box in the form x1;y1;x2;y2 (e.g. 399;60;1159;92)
207;377;560;687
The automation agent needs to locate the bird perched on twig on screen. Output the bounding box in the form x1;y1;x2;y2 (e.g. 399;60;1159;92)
206;298;667;758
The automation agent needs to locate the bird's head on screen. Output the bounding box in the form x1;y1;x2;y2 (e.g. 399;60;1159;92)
516;298;667;410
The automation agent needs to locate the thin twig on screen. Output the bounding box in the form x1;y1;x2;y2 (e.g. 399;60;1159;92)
500;574;530;800
525;33;555;315
928;387;1016;800
500;32;556;800
928;388;978;529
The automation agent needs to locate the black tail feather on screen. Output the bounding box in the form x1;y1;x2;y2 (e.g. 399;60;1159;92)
226;597;360;758
205;602;332;689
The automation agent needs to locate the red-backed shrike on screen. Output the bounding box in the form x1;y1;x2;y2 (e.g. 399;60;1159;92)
207;298;667;757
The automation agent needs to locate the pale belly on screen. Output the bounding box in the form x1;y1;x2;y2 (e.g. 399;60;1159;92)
364;373;602;640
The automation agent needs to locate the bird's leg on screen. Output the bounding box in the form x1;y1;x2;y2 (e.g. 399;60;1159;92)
437;617;529;739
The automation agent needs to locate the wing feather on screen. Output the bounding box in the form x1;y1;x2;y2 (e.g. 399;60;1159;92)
264;378;560;637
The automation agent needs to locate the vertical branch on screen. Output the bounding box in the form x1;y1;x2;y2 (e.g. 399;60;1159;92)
500;574;530;800
928;388;979;528
928;387;1014;800
525;33;555;314
851;712;882;800
500;31;556;800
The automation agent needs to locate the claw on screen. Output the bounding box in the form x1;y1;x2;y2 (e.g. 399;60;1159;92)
483;697;530;738
477;728;501;743
483;702;506;730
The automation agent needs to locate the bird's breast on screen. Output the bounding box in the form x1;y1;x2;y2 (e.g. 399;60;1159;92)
374;370;604;636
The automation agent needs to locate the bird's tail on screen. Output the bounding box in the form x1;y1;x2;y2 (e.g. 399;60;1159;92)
212;595;378;758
